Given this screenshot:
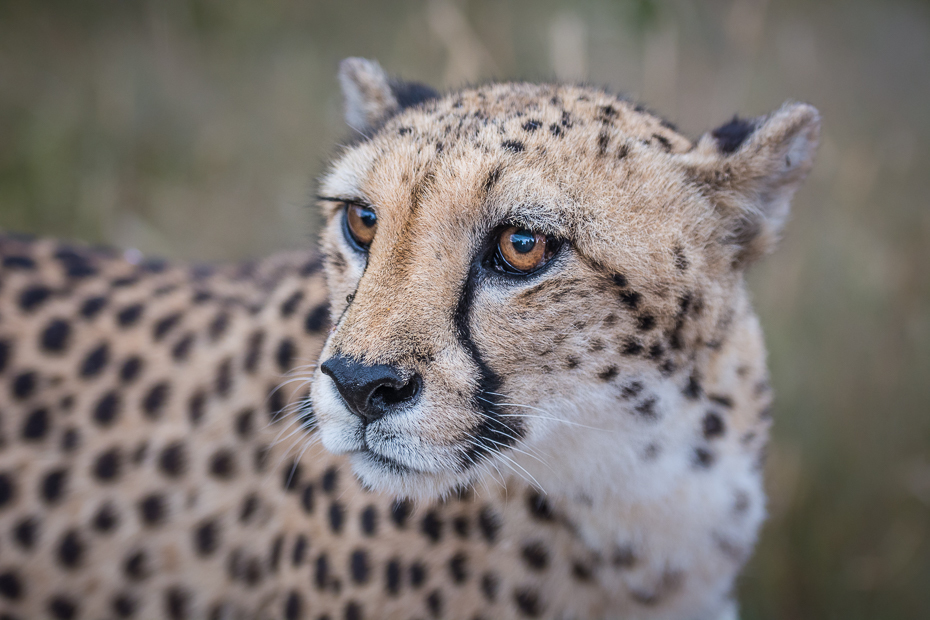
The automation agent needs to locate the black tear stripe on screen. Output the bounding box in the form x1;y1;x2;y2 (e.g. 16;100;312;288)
453;262;525;471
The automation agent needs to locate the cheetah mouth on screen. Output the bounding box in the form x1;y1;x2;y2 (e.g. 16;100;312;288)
355;448;419;475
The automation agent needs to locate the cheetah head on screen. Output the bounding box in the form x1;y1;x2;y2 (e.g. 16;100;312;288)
310;58;819;499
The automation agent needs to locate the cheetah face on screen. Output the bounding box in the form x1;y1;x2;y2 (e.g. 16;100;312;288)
310;59;819;498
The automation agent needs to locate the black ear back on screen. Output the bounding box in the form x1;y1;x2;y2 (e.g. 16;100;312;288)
389;79;439;111
710;116;757;154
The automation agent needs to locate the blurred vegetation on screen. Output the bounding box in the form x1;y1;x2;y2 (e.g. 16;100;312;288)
1;0;928;617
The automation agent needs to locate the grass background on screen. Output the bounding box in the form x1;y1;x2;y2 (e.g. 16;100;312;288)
1;1;928;617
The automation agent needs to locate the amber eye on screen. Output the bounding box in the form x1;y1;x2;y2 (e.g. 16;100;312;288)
344;203;378;249
495;226;557;274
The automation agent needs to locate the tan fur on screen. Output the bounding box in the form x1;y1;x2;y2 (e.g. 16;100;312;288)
0;60;817;619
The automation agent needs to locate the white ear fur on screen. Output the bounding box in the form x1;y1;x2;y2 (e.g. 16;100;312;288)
338;58;400;135
683;102;821;265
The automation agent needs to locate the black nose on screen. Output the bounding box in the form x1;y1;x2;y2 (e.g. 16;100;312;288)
320;354;422;423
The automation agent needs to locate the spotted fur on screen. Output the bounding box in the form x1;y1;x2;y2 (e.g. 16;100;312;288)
0;58;818;619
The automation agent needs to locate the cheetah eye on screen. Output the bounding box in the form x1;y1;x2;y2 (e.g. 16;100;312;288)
344;203;378;250
492;226;560;275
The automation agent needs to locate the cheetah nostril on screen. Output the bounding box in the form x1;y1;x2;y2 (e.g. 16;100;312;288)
320;354;422;423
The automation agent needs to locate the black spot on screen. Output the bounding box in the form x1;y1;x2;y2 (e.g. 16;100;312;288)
142;382;170;418
391;499;412;527
165;586;189;620
0;571;23;600
22;407;50;441
598;366;618;382
448;552;469;584
153;313;182;341
514;588;543;617
60;427;80;451
420;510;442;543
673;246;689;271
194;520;220;556
40;318;71;352
0;472;15;509
501;140;525;153
118;356;143;383
711;116;756;154
480;572;499;601
187;391;207;426
89;392;119;427
124;550;149;580
92;502;120;532
19;285;53;312
621;381;644;399
280;291;303;317
172;333;195;361
345;600;363;620
117;303;144;327
322;467;339;493
0;339;9;374
285;591;303;620
276;338;296;372
210;449;237;479
208;312;230;341
329;502;345;533
572;560;595;582
243;330;264;372
360;505;378;535
702;412;726;439
80;295;107;318
291;534;308;566
304;305;328;334
268;388;285;423
635;398;658;419
683;374;702;399
113;593;137;618
521;541;549;571
409;562;427;588
527;490;555;521
637;312;655;331
57;529;85;569
139;494;167;526
452;514;470;538
350;549;370;584
215;358;233;397
300;483;315;514
617;142;630;159
694;447;716;468
41;468;67;503
597;132;610;155
48;595;78;619
159;442;187;477
648;343;664;360
93;448;122;482
282;460;302;491
314;553;329;590
78;343;109;378
478;507;501;543
622;339;644;356
13;516;39;549
111;276;138;288
12;371;36;399
3;255;35;269
385;558;402;595
426;589;443;618
709;394;734;408
619;289;641;309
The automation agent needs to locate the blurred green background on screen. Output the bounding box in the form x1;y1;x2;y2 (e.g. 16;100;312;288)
1;0;928;617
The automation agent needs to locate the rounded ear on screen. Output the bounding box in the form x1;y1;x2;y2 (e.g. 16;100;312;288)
680;102;821;266
338;58;438;136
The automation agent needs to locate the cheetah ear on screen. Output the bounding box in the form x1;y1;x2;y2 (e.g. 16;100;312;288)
338;58;438;136
684;102;821;266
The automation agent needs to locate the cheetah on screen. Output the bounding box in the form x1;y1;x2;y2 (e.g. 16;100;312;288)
0;58;819;620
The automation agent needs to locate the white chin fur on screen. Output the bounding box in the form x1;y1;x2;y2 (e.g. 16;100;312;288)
350;453;475;499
